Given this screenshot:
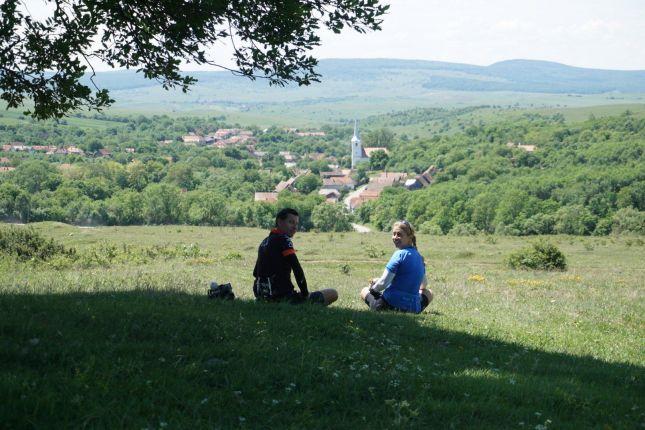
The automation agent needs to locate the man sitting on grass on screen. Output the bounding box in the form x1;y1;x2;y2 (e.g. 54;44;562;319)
253;208;338;305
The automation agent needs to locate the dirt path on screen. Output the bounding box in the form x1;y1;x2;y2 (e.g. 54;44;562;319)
351;223;371;233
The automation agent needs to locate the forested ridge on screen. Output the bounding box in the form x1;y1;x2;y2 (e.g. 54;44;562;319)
0;108;643;235
361;110;644;235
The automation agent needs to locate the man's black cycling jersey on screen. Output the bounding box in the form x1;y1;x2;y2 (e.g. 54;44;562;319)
252;228;308;299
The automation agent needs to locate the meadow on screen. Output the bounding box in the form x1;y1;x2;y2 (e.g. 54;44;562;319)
1;222;643;428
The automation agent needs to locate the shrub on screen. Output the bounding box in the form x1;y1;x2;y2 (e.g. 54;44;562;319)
339;263;351;275
311;203;353;232
507;240;567;271
611;208;645;235
363;244;385;259
418;221;443;235
223;251;243;261
0;226;76;261
521;213;555;235
483;234;498;244
448;223;478;236
554;205;597;235
593;217;613;236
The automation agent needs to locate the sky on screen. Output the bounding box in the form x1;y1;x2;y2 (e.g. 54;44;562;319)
311;0;645;70
22;0;645;71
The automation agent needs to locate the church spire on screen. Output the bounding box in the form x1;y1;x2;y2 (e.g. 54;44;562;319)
351;119;363;169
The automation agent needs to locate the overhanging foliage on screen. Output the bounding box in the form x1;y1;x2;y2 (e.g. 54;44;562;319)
0;0;388;119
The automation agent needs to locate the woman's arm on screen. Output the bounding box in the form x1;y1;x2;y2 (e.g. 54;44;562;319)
420;273;428;289
370;268;395;293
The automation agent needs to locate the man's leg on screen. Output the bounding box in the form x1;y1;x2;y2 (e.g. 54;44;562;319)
309;289;338;306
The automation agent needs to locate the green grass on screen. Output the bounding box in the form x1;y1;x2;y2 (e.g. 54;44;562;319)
102;91;645;127
1;223;643;428
0;109;127;129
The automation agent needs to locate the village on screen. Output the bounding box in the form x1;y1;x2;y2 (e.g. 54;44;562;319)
0;123;540;211
0;123;438;210
249;122;439;211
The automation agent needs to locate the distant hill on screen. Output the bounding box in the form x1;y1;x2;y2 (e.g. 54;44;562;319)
425;59;645;93
88;58;645;94
78;59;645;124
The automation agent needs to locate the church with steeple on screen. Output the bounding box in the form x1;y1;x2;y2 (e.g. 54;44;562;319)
350;120;369;169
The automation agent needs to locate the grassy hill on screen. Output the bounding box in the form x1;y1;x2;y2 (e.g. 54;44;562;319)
0;223;643;428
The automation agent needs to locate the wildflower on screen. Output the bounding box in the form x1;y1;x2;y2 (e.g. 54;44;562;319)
468;274;486;283
508;279;549;288
560;275;581;282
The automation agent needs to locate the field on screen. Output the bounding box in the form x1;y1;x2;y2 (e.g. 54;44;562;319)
1;223;643;428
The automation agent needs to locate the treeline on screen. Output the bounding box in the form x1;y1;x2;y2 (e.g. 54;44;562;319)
357;111;644;235
0;113;357;231
1;109;643;235
0;158;352;231
0;113;353;163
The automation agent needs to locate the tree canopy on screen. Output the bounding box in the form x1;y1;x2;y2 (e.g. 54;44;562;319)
0;0;388;119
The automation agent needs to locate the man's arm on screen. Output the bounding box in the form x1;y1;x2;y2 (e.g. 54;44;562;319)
286;253;308;296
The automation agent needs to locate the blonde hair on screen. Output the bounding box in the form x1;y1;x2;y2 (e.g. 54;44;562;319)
393;220;417;249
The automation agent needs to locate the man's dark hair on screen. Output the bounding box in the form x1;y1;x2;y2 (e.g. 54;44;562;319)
275;208;299;226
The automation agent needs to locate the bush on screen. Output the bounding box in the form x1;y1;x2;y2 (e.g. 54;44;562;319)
593;217;613;236
521;213;555;235
612;208;645;234
448;223;479;236
554;205;597;235
507;240;567;271
363;244;385;259
311;203;353;232
418;221;443;235
0;226;76;261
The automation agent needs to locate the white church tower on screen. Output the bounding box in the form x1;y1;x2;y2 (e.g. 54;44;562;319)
351;119;367;169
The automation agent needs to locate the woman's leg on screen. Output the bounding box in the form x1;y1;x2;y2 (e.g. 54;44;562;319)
420;288;433;311
361;287;391;311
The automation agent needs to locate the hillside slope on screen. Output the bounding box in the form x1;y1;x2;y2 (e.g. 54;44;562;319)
82;59;645;123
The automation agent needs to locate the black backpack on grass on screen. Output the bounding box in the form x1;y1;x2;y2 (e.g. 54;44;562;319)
208;281;235;300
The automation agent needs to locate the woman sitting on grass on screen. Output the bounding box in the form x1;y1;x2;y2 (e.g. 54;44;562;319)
360;220;433;313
